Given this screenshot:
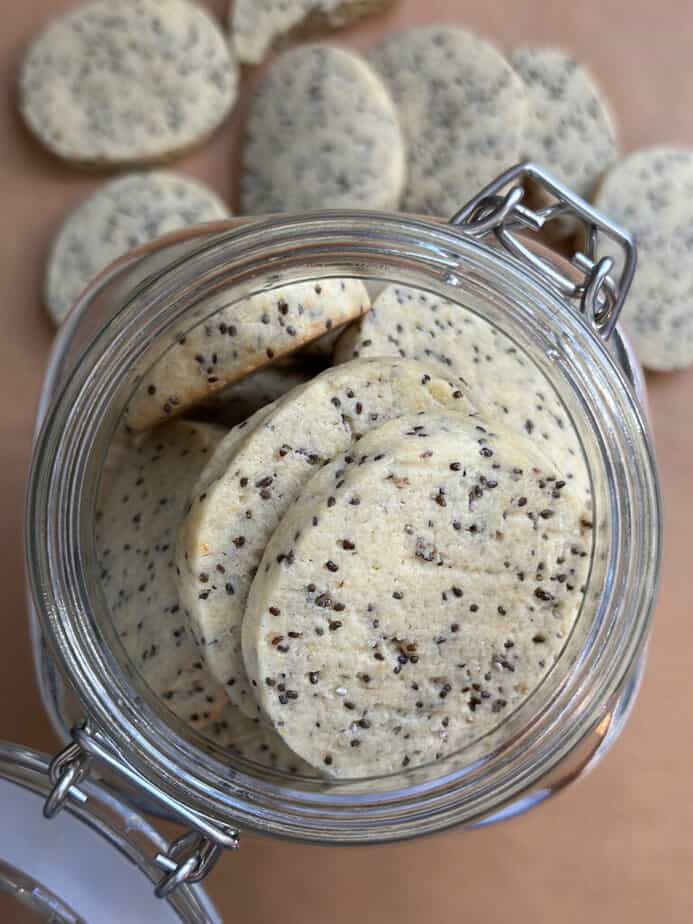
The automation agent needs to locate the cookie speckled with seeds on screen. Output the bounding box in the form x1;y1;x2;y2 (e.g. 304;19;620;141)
368;25;528;216
95;419;304;771
126;278;370;430
240;44;405;213
197;359;322;429
45;171;231;326
231;0;396;65
19;0;238;166
242;413;592;777
510;46;619;203
594;146;693;371
334;284;590;502
176;357;478;716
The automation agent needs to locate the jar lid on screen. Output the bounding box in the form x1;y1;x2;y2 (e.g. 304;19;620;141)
0;741;220;924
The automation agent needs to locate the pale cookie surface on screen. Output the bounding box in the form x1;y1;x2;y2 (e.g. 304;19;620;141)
95;419;303;771
510;46;618;202
46;172;231;326
594;146;693;371
240;44;405;213
198;359;320;429
334;285;590;502
243;413;592;777
176;357;477;716
368;25;528;216
231;0;395;65
19;0;238;166
126;278;370;430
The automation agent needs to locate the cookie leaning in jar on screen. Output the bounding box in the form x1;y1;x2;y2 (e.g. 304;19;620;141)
240;44;405;213
368;25;528;216
176;357;478;717
19;0;238;167
45;171;231;326
126;278;370;430
594;146;693;371
334;284;590;504
95;419;306;772
242;413;592;777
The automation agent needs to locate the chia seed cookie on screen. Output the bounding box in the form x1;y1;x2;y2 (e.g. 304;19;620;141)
594;146;693;371
197;359;321;429
368;25;528;216
95;419;305;771
242;412;592;777
45;172;231;326
231;0;396;65
126;278;370;430
176;357;477;716
240;44;405;213
334;284;590;501
19;0;238;166
510;46;619;203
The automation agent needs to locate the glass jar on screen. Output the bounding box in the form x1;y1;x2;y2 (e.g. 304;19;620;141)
25;165;661;895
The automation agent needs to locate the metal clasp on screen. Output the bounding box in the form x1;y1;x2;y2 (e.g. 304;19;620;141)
43;722;93;818
43;722;239;898
449;162;637;340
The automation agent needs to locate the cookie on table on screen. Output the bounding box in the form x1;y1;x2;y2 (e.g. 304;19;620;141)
368;25;528;216
175;357;478;717
242;413;592;777
126;278;371;430
45;171;231;326
95;419;304;771
240;44;406;213
594;146;693;370
334;284;590;502
19;0;238;167
231;0;397;65
510;46;619;235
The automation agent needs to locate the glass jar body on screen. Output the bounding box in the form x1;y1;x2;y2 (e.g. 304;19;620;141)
26;212;661;843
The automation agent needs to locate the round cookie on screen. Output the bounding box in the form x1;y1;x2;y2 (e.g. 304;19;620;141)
242;413;592;777
230;0;396;65
126;278;371;430
175;357;478;717
510;46;619;203
19;0;238;166
334;284;590;502
197;359;321;429
95;419;304;772
594;146;693;370
240;44;405;213
368;25;528;216
45;172;231;326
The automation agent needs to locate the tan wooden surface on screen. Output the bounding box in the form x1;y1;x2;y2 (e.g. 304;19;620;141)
1;2;692;921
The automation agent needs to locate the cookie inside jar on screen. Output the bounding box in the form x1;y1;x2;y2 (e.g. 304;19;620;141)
95;270;595;782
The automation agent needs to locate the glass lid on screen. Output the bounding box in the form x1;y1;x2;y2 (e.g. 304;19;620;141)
0;741;219;924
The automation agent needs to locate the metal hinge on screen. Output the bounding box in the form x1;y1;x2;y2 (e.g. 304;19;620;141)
43;722;239;898
449;162;637;340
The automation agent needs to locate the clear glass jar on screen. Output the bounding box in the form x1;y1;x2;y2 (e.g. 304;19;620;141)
25;167;661;892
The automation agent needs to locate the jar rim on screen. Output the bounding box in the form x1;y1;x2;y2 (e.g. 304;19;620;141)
26;210;662;841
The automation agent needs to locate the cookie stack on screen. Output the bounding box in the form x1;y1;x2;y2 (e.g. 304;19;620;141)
97;271;593;778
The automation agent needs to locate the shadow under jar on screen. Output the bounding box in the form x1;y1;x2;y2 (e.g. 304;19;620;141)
25;166;661;898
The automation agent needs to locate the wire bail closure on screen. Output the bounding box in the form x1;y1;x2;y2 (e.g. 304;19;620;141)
449;162;637;340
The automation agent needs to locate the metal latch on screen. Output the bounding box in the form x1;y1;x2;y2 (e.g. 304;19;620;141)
43;722;239;898
449;161;637;340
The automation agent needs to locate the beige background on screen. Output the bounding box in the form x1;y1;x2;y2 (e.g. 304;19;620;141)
1;2;693;922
